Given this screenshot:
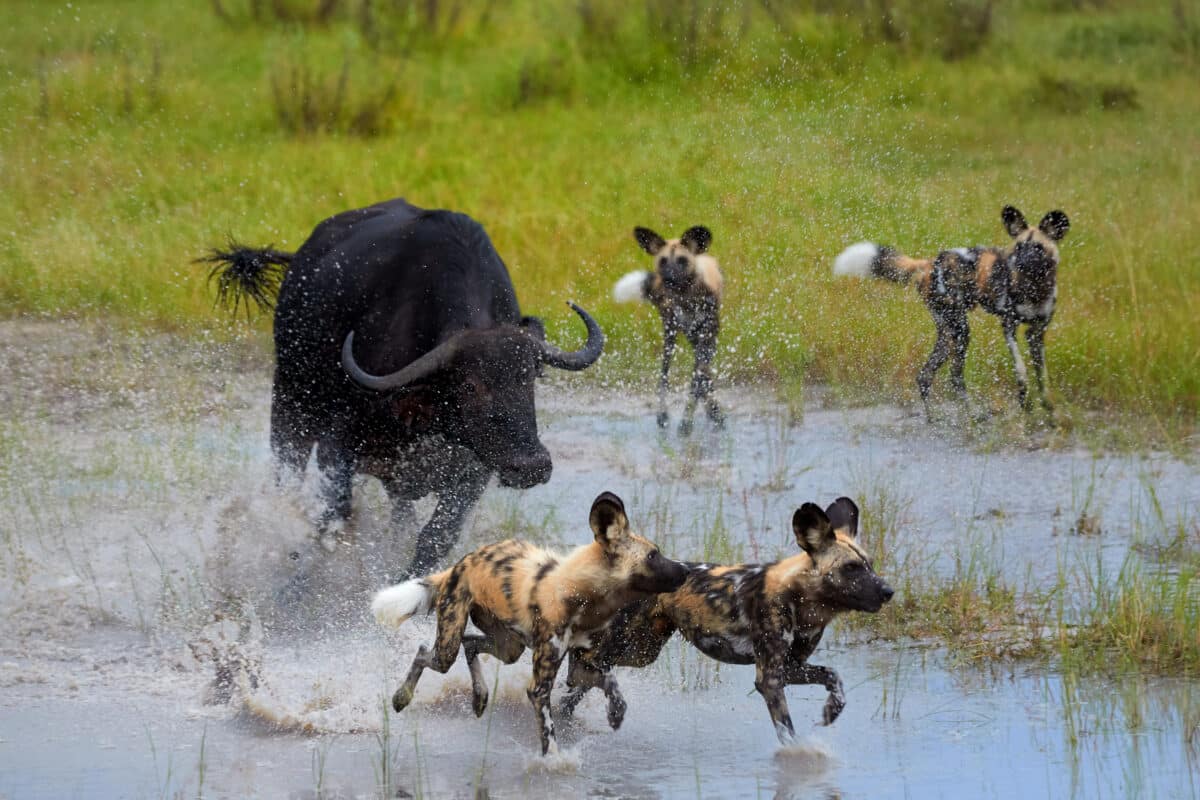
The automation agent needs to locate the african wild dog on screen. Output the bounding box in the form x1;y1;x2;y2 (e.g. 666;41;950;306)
371;491;688;755
833;206;1071;420
614;225;724;435
559;498;893;746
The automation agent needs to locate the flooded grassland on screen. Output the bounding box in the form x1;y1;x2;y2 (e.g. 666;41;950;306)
1;320;1197;799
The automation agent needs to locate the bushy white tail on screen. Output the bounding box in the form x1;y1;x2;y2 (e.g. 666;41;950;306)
371;579;434;629
833;242;880;278
613;270;650;303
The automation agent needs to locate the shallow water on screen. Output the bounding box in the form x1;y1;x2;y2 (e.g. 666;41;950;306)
1;322;1197;798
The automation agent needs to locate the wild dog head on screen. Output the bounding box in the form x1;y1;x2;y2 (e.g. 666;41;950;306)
634;226;713;292
793;498;893;613
589;492;689;594
1002;205;1070;278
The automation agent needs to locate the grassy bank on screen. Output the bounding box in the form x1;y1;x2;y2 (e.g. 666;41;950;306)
1;1;1197;428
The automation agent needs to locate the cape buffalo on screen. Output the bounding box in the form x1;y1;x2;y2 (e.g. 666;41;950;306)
204;198;604;578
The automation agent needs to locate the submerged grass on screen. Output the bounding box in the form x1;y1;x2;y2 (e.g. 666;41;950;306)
0;1;1196;435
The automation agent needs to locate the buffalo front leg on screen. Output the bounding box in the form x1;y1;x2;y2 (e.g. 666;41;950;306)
403;468;488;579
657;331;678;429
783;660;845;726
527;641;566;755
315;440;354;548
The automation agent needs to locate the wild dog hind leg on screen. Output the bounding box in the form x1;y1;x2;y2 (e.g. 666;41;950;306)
392;568;471;712
462;626;525;718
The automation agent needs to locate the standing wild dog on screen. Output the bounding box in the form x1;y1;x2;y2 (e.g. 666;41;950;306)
559;498;893;746
833;206;1071;420
371;492;688;755
614;226;725;435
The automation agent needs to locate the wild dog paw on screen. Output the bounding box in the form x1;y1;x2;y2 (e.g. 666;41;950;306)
606;692;627;730
822;683;846;726
392;685;415;713
472;686;489;718
677;418;694;437
656;411;670;429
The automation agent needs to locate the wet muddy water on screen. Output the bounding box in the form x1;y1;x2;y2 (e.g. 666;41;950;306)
1;322;1197;798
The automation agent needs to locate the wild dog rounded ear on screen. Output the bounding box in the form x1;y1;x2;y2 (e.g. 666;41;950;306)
519;315;546;341
1002;206;1028;238
680;226;713;255
824;497;859;538
634;227;667;256
590;492;629;543
793;503;835;556
1038;211;1070;241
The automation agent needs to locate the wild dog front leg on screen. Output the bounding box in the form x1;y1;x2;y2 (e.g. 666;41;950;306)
1002;316;1030;410
528;640;567;755
1025;319;1053;412
754;640;796;746
561;654;627;730
783;660;845;725
657;330;678;429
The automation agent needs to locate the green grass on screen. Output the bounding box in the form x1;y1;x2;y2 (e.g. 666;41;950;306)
1;1;1197;432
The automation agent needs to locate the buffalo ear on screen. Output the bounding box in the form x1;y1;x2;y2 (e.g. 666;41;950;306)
825;497;859;538
680;226;712;254
590;492;629;544
1002;206;1028;238
634;227;666;256
519;315;546;341
1039;210;1070;241
793;503;835;556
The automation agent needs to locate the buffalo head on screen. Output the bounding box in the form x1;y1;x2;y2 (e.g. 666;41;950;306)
341;303;604;489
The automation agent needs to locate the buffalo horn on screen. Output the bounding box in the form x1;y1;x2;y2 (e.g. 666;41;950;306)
540;302;605;371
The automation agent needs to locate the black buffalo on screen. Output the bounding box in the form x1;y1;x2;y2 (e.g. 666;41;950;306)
205;198;604;577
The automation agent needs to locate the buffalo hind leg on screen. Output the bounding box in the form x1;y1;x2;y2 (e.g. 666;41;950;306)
783;660;845;726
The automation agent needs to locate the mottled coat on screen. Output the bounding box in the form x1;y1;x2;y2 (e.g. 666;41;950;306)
372;492;688;755
560;498;893;745
834;206;1070;419
614;225;725;435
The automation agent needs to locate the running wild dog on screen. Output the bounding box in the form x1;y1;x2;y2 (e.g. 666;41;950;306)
559;498;893;746
614;226;724;435
834;206;1070;420
371;492;688;755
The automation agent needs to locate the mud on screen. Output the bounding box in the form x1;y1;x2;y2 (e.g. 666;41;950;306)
1;320;1197;798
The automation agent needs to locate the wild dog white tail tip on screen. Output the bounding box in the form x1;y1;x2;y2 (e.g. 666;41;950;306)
833;242;879;278
371;579;433;628
613;270;650;303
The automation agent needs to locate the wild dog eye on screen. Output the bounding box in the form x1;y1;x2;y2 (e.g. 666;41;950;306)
659;257;667;268
844;562;864;573
647;550;659;563
676;257;689;268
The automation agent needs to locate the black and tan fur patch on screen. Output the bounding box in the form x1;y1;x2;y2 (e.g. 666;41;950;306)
559;497;893;745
